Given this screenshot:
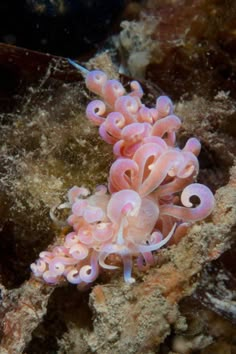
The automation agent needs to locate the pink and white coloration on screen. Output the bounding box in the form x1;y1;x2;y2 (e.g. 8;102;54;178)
31;67;215;286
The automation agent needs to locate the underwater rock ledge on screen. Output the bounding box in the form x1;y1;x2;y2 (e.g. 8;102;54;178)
0;44;235;353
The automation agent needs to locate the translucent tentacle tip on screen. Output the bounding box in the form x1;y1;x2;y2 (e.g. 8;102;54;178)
68;58;89;77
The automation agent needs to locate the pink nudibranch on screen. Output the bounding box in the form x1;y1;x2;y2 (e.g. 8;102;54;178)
31;63;215;286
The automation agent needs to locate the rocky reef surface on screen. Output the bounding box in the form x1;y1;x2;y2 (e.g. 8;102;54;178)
0;1;236;353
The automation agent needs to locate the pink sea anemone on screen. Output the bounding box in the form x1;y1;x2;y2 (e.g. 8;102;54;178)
31;66;215;286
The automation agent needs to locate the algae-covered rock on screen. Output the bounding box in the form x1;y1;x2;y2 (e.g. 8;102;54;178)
0;45;112;288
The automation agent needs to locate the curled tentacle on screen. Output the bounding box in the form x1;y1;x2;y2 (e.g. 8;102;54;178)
104;112;125;139
48;256;78;271
99;112;125;144
109;158;139;193
52;187;89;224
72;199;88;217
113;122;152;157
79;252;99;283
95;184;107;195
100;242;136;284
103;79;125;106
129;80;144;98
86;100;106;126
122;122;152;143
44;254;79;281
66;268;82;284
115;95;140;124
93;222;113;242
39;251;54;263
131;142;167;192
78;226;94;245
156;95;174;118
171;151;199;179
30;259;47;276
138;150;198;197
67;213;84;231
69;243;89;260
64;232;80;247
98;251;119;270
113;139;143;158
85;70;107;96
152;114;181;145
149;108;159;122
183;137;201;156
68;186;90;204
138;106;153;123
160;183;215;221
52;246;68;256
72;201;105;224
136;223;176;252
48;258;66;276
99;124;117;144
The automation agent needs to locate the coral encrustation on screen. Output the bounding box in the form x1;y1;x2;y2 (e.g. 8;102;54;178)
31;68;215;285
